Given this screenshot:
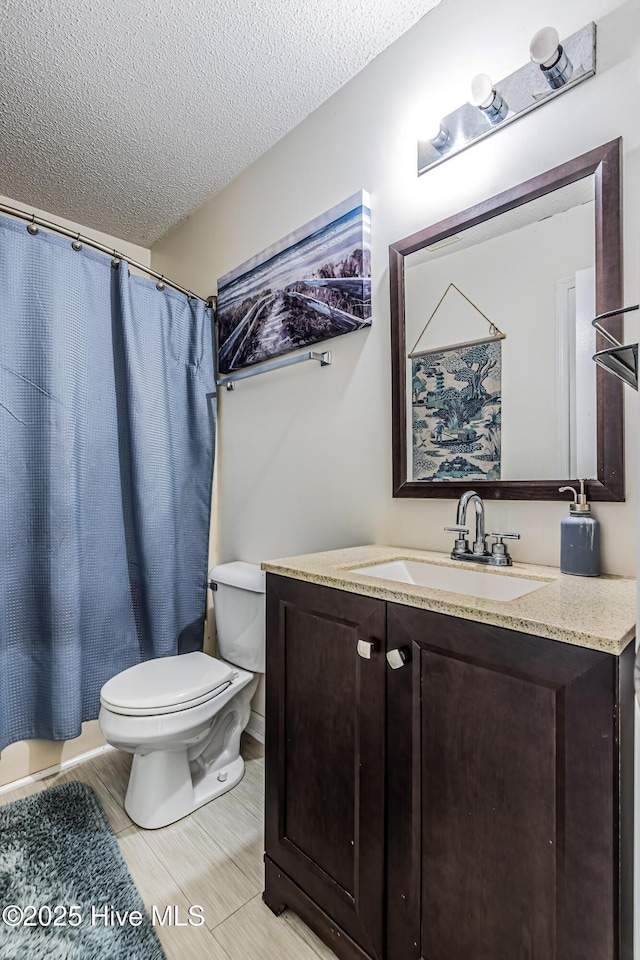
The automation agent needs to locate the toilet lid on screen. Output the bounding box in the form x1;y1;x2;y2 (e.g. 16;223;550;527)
100;652;234;714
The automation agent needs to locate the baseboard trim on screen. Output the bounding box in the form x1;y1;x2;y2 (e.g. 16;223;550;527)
246;710;265;743
0;743;116;796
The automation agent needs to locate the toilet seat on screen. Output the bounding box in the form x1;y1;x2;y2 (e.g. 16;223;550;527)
100;652;235;717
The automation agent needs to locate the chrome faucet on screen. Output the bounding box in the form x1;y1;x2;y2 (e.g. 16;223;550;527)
444;490;520;566
457;490;486;555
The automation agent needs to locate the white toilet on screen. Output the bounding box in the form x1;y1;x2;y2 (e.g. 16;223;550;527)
98;561;265;829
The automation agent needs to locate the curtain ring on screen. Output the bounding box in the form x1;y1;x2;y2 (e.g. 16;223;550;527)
156;276;165;291
111;249;121;268
26;214;39;236
71;234;82;251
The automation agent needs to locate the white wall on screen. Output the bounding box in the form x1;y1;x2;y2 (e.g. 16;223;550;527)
152;0;639;590
0;196;150;788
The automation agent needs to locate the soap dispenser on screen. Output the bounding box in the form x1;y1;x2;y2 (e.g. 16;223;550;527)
558;480;601;576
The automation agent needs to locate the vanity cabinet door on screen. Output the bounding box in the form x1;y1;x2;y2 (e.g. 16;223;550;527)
264;575;386;960
386;603;621;960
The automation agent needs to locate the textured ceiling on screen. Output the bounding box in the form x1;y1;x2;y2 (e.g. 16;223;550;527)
0;0;442;246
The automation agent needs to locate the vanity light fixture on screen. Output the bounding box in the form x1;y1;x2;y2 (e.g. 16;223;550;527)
418;21;596;176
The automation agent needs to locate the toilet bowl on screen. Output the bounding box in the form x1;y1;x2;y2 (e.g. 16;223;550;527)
98;561;265;829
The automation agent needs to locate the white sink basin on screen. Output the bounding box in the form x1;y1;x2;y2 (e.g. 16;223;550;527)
351;559;548;602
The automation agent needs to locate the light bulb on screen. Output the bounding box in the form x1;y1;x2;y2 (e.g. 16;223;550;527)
469;74;508;124
470;74;495;109
421;118;450;152
530;26;561;68
529;26;573;88
418;105;451;152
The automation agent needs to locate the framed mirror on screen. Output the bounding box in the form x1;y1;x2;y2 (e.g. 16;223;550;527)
390;139;624;501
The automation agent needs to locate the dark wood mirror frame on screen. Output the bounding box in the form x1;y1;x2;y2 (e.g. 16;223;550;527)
389;139;624;501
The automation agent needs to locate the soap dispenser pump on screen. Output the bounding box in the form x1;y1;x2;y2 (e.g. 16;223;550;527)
558;480;601;576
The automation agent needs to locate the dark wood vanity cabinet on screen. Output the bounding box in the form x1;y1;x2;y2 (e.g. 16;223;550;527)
264;575;633;960
264;574;386;960
386;603;633;960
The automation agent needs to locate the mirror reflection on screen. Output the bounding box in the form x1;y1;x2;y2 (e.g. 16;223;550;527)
405;180;596;483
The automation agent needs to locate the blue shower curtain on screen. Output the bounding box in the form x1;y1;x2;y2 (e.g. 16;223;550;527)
0;216;215;753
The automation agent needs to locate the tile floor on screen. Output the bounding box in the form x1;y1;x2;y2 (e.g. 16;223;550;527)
0;736;336;960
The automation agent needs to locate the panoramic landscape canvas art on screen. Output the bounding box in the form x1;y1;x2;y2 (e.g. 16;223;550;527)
412;338;502;481
216;191;371;374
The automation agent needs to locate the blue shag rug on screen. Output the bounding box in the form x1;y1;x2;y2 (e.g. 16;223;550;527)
0;781;165;959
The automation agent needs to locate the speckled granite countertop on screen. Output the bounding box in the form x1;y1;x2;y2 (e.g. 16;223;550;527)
261;545;636;655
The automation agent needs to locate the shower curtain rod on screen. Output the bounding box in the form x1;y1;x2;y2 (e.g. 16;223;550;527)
0;201;213;307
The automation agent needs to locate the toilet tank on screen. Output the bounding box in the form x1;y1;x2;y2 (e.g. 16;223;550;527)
208;562;266;673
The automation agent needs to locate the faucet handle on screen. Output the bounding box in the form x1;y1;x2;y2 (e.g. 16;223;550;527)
445;525;470;557
490;532;520;561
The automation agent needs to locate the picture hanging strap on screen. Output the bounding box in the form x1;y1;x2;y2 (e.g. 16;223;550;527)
408;282;506;358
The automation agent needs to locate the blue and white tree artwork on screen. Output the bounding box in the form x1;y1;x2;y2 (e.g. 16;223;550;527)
412;338;502;481
216;191;371;374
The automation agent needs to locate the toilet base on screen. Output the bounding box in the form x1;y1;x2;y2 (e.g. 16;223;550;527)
124;750;246;829
100;664;259;829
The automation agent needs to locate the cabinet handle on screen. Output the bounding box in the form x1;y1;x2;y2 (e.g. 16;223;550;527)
386;647;410;669
357;639;377;659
